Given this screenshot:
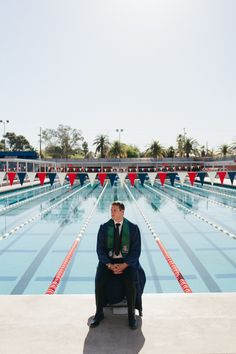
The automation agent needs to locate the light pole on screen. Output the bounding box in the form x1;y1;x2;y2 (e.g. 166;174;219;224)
0;120;9;151
39;127;42;159
116;128;123;145
116;128;123;159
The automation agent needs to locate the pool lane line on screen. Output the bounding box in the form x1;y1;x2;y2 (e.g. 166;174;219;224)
45;183;108;295
177;182;236;201
124;183;192;293
122;186;163;293
0;183;90;241
158;182;236;212
145;184;236;241
0;182;72;214
9;184;99;294
0;181;58;201
195;179;236;193
131;186;224;292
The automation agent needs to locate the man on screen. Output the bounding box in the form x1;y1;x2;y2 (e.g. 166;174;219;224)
90;201;142;330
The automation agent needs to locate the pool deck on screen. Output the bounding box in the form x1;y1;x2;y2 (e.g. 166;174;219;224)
0;293;236;354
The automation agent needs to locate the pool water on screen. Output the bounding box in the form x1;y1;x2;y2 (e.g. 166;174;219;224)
0;179;236;295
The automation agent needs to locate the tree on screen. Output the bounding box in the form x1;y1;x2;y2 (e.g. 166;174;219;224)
176;134;185;157
4;132;34;151
0;140;5;151
217;144;232;157
81;141;94;158
166;146;175;158
184;138;199;158
230;141;236;154
93;134;110;158
45;145;63;158
176;134;199;158
145;140;165;158
125;145;140;158
200;146;206;157
82;141;89;158
108;141;126;158
42;124;83;159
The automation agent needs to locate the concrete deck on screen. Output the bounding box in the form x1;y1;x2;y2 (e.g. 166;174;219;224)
0;293;236;354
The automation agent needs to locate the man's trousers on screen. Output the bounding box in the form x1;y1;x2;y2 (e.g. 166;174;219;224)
95;262;137;316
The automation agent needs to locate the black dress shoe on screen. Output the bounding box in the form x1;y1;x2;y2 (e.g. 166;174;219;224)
89;313;104;328
128;315;138;330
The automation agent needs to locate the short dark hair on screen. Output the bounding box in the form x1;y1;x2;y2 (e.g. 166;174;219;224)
111;201;125;211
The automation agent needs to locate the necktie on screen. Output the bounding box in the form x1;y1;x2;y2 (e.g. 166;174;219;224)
114;223;121;256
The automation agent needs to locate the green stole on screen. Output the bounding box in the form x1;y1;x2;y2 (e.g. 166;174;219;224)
106;218;130;257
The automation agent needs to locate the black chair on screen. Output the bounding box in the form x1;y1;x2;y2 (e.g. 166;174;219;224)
104;267;146;316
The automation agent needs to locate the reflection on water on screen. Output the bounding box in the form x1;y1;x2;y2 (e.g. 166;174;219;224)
1;181;236;295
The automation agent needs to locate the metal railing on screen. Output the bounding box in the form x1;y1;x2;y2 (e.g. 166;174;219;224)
0;156;235;173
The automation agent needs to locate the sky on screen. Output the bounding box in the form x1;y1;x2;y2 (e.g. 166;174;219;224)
0;0;236;153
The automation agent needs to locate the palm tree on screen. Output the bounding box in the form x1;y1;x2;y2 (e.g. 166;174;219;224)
176;134;187;157
93;134;110;158
108;141;126;158
145;140;165;158
82;141;89;158
184;138;199;158
231;140;236;153
217;144;232;157
125;144;140;158
166;146;175;158
0;140;5;151
200;145;206;157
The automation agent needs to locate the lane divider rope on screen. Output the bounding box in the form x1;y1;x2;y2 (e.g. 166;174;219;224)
0;180;61;201
0;184;89;241
0;183;70;214
124;183;192;293
45;183;108;294
145;184;236;241
161;182;236;212
179;181;236;201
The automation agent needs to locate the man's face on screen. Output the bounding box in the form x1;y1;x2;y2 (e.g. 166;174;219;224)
111;205;124;223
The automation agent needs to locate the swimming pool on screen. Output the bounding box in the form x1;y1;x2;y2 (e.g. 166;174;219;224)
0;178;236;295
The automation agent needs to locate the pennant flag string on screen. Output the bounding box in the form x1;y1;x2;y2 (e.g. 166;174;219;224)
127;173;137;186
17;172;26;186
207;171;216;185
87;173;97;186
0;172;5;185
197;172;207;185
108;173;117;186
27;172;36;186
7;172;16;186
148;173;157;186
177;172;187;186
48;173;57;186
97;173;107;186
217;171;226;185
67;173;77;186
57;173;66;186
138;173;147;186
117;173;127;186
78;173;87;186
37;172;47;185
157;172;167;186
187;172;197;186
168;172;177;186
0;170;234;190
228;171;236;185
